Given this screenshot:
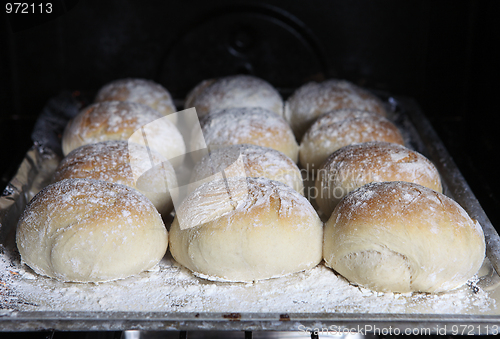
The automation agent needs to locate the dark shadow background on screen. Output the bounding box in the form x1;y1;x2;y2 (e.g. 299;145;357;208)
0;0;499;273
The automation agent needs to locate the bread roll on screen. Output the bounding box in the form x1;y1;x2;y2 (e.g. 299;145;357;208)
315;142;442;217
54;140;178;217
62;101;186;166
189;144;303;194
169;177;323;282
299;109;404;173
191;107;298;163
95;78;177;123
185;74;283;118
323;181;485;293
16;179;168;282
285;79;388;140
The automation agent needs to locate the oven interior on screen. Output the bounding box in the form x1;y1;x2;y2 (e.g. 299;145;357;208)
1;0;499;337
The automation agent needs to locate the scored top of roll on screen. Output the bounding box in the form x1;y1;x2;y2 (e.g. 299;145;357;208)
169;177;323;282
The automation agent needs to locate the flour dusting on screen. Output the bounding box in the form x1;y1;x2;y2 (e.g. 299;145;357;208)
0;249;494;314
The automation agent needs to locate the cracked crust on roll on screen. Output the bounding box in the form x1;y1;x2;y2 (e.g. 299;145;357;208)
169;177;323;282
285;79;387;140
16;179;168;283
299;109;404;173
189;144;303;195
315;141;442;217
62;101;186;166
190;107;298;163
54;140;178;217
323;181;485;293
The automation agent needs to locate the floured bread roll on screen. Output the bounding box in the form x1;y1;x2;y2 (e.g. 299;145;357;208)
189;144;303;194
285;79;387;140
54;140;178;217
315;142;442;217
191;107;298;163
299;109;404;172
16;179;168;283
185;74;283;118
95;78;177;123
323;181;485;293
62;101;186;166
169;177;323;282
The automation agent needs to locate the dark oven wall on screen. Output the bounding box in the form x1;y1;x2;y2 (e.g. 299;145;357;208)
1;0;498;227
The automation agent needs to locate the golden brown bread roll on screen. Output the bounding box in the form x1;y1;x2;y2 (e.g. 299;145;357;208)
299;109;404;173
62;101;186;166
285;79;387;140
54;140;178;217
95;78;177;123
169;177;323;282
16;179;168;283
189;144;304;194
185;74;283;118
315;141;442;217
323;181;485;293
190;107;298;163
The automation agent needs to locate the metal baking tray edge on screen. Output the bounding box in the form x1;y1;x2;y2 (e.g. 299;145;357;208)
1;94;500;334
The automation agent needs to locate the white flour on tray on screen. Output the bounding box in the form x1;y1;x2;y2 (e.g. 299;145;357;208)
0;247;495;314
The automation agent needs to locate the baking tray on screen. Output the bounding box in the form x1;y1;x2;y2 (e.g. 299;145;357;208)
1;93;500;334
